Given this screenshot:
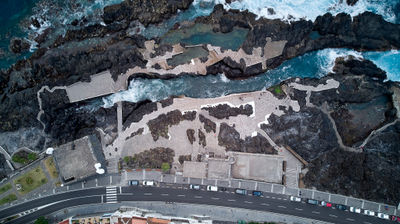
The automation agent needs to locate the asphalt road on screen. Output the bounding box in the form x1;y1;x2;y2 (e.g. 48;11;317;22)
0;185;392;224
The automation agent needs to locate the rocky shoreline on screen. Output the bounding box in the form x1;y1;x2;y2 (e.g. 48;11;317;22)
0;1;399;205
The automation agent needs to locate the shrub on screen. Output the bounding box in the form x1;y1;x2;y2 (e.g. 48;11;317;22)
25;177;33;185
34;216;49;224
161;162;170;172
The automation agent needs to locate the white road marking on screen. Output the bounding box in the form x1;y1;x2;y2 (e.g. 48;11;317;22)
278;205;286;208
363;222;372;224
277;198;282;200
177;194;185;197
295;208;303;211
228;199;236;202
265;196;270;198
329;214;337;218
144;193;152;196
346;218;355;221
261;203;270;206
312;211;320;214
195;196;203;199
161;193;169;196
272;197;276;199
211;197;220;200
244;201;253;204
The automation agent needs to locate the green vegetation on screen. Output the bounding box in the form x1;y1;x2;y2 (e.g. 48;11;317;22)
273;85;282;95
0;183;12;194
161;162;170;172
44;157;58;179
14;166;48;195
0;193;17;205
34;216;49;224
12;151;38;165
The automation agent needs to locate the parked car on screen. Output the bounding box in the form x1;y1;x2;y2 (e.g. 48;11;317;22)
290;196;301;202
349;207;361;213
335;204;347;211
128;180;139;186
376;212;389;220
189;184;200;190
142;181;154;186
307;199;319;205
252;191;262;197
320;201;332;207
363;210;375;216
206;185;218;192
235;188;247;195
219;187;227;191
392;216;400;222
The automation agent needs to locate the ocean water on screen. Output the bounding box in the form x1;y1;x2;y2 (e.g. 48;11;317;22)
0;0;123;70
213;0;400;23
102;48;400;107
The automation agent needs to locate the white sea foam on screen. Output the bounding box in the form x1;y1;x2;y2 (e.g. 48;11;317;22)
212;0;397;23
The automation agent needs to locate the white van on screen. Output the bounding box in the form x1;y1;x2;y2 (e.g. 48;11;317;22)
142;181;154;186
206;185;218;192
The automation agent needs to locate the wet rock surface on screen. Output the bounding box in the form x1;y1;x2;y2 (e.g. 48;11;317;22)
218;123;276;154
9;38;30;54
202;103;253;119
147;110;197;141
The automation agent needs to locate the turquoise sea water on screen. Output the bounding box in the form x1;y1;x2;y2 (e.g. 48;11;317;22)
103;48;400;107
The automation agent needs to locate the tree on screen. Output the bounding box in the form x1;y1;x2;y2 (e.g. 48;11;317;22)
123;156;131;164
161;162;170;172
34;216;48;224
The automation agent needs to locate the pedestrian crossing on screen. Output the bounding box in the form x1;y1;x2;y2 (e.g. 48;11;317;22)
105;186;118;203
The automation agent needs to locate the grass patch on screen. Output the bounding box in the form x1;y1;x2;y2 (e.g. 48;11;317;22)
273;85;282;95
0;193;17;205
14;166;48;195
44;157;58;179
0;183;12;194
12;151;38;165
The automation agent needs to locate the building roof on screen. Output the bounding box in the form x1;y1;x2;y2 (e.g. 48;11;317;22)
53;135;105;183
147;217;170;224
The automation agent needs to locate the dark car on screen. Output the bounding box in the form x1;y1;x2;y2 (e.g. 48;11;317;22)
307;199;319;205
336;204;347;211
128;180;139;186
252;191;262;196
219;187;227;191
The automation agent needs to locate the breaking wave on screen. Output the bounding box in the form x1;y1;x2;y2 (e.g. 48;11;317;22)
102;48;399;107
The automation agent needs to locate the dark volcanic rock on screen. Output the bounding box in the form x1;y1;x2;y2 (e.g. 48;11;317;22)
122;100;158;130
186;129;195;144
9;38;30;54
40;89;118;146
128;147;174;169
261;107;338;161
147;110;196;141
103;0;193;26
202;103;253;119
199;5;400;78
218;123;276;154
305;122;400;205
199;114;216;133
198;129;206;147
346;0;358;6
